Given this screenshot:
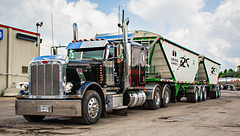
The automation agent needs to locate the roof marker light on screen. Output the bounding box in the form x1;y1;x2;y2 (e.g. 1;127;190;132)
79;39;82;42
72;40;74;42
95;38;99;40
75;40;78;42
101;38;104;40
42;61;48;64
90;38;94;41
84;39;87;41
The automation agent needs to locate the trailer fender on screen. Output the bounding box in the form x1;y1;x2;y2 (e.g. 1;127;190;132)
77;82;106;117
145;84;162;100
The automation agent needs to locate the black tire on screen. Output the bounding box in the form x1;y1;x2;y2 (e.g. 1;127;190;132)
23;115;45;122
217;89;221;98
192;90;198;103
161;85;171;108
187;93;192;102
202;87;207;101
148;87;161;110
198;89;203;102
79;90;102;125
210;91;217;99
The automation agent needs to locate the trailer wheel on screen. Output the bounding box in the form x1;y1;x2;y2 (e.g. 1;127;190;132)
217;89;221;98
161;84;170;108
148;87;161;110
198;89;203;102
187;93;192;102
23;115;45;122
79;90;102;125
210;91;217;99
192;90;198;103
202;87;207;101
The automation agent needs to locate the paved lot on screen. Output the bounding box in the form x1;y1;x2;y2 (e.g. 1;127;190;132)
0;90;240;136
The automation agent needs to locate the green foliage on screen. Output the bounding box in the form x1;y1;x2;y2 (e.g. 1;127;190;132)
219;69;240;78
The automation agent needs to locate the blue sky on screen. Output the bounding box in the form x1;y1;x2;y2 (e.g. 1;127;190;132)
0;0;239;70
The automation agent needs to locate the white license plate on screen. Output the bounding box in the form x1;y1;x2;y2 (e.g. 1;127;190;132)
39;105;51;112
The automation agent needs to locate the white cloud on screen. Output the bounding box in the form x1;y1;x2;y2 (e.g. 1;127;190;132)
1;0;239;70
0;0;118;55
127;0;240;70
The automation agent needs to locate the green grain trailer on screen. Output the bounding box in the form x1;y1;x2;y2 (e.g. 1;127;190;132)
96;30;221;108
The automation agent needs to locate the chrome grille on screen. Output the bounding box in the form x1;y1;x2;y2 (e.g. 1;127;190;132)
30;64;60;96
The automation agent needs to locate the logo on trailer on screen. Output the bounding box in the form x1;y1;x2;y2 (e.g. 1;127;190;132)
211;67;217;75
177;56;190;70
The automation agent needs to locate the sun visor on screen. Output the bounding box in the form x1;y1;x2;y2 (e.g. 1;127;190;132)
66;40;108;49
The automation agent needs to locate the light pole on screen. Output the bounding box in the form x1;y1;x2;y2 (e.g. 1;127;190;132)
36;22;43;46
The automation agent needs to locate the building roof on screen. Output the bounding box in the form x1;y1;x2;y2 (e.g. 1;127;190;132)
0;24;39;36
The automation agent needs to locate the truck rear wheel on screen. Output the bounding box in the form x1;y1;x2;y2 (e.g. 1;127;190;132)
80;90;102;125
148;87;161;110
161;84;171;108
23;115;45;122
202;86;207;101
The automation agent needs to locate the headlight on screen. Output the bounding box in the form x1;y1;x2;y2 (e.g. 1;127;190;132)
21;84;28;91
19;83;29;95
65;82;73;93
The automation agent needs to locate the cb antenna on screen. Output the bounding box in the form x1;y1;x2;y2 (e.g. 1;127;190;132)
118;8;125;32
118;5;121;39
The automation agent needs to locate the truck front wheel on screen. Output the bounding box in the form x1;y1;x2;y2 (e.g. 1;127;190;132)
23;115;45;122
80;90;102;125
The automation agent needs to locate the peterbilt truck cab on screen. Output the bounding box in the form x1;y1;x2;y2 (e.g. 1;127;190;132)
15;37;147;124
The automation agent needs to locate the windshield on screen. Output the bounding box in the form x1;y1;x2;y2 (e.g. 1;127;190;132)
69;48;105;60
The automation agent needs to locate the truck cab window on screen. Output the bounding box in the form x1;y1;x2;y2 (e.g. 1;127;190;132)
108;46;114;59
69;48;105;60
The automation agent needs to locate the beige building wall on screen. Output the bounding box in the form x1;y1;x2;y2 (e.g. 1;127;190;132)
0;24;40;95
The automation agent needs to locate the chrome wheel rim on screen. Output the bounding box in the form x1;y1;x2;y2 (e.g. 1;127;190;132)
165;91;169;104
204;90;207;99
87;97;100;119
155;92;160;106
195;91;198;100
200;91;202;99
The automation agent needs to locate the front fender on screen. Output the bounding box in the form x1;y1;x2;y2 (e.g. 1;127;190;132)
77;82;106;117
77;82;103;99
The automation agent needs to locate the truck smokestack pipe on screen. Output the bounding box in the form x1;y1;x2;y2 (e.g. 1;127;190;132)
123;17;130;91
73;23;78;40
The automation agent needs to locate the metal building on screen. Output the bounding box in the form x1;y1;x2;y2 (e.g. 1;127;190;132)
0;24;40;96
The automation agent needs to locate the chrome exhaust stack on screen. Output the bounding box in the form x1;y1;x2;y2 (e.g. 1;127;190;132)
72;23;78;40
122;17;131;91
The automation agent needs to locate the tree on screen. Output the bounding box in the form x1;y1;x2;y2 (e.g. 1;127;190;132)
219;69;240;78
224;69;227;74
218;71;223;78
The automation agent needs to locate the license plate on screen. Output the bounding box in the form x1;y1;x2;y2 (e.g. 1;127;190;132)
39;105;52;113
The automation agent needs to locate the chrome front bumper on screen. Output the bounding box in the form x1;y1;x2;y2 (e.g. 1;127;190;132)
15;99;82;117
